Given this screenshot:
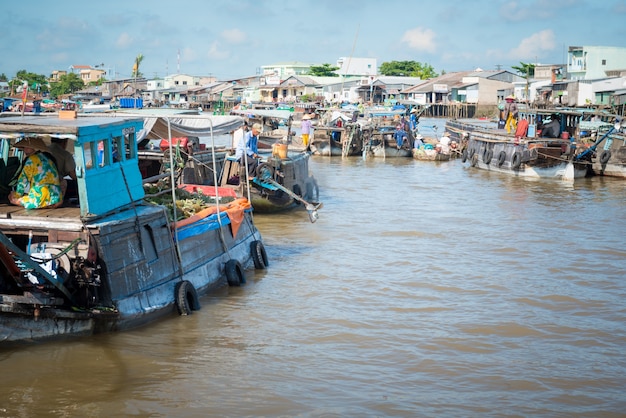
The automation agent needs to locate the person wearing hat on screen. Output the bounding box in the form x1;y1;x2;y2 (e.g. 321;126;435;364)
503;95;519;134
413;133;425;149
235;122;262;177
301;113;313;150
9;137;62;209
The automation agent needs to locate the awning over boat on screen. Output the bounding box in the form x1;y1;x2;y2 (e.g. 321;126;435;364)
231;108;293;120
133;114;244;141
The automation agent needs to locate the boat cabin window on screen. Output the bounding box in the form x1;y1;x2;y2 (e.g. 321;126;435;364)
83;129;136;170
123;130;136;160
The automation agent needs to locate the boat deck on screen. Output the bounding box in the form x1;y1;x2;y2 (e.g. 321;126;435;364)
0;204;85;241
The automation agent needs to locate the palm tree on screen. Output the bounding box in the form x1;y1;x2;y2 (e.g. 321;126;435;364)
132;53;144;78
512;62;535;103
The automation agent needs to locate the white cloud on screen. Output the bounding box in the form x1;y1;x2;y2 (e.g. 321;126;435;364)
221;28;246;44
207;41;230;60
400;27;436;53
509;29;556;60
116;33;134;49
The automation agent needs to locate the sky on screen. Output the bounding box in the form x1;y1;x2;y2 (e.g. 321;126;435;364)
2;0;626;81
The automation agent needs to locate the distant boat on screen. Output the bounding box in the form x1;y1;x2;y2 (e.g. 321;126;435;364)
445;109;607;181
0;114;267;344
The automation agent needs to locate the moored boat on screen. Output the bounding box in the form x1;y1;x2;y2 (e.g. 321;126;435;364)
0;114;267;344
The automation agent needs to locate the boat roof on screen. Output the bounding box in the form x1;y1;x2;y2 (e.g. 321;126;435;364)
0;114;142;136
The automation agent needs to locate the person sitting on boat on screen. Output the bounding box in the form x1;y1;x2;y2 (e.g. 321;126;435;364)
503;95;518;134
235;123;262;177
541;114;561;138
438;132;451;154
414;134;425;148
9;137;63;209
394;124;408;149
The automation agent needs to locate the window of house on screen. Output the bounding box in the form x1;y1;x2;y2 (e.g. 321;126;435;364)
602;59;606;65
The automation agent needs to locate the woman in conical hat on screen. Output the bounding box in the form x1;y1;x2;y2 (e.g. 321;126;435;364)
9;137;62;209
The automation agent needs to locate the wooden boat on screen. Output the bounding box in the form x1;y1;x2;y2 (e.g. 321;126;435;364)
445;109;620;180
129;111;322;222
308;109;363;157
361;125;413;158
219;147;323;222
412;146;452;161
576;119;625;178
0;114;267;344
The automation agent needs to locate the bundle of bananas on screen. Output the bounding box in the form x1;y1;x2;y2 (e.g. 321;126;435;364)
144;181;233;221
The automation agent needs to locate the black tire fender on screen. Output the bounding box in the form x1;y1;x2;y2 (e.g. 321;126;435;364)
175;280;200;315
468;147;476;158
599;150;611;165
255;163;275;181
251;240;269;270
470;153;478;167
483;148;493;165
497;151;506;167
225;259;246;286
511;151;522;169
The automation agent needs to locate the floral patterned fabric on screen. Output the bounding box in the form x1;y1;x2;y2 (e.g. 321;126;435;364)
13;152;62;209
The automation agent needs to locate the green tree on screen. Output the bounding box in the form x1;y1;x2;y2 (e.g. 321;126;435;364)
308;63;340;77
379;60;438;79
511;62;535;102
49;73;85;98
511;62;535;78
0;73;7;82
10;70;50;95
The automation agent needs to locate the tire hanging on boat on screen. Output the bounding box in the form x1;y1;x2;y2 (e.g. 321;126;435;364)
483;148;493;165
497;151;506;167
225;259;246;286
470;153;478;167
175;280;200;315
468;147;476;159
599;150;611;165
511;151;522;169
250;240;269;270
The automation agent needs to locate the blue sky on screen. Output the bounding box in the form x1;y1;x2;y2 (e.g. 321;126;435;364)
2;0;625;80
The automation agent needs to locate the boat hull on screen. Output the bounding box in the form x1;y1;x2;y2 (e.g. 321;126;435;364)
591;144;626;178
0;203;262;344
413;149;451;161
462;135;588;180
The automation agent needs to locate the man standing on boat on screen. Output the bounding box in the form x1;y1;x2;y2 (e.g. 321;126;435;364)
301;114;313;151
503;95;518;134
236;123;262;177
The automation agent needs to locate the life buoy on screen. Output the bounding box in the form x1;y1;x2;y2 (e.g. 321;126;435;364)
483;149;493;165
175;280;200;315
250;240;268;270
461;148;468;163
225;259;246;286
497;151;506;167
511;152;522;169
470;153;478;167
599;150;611;165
